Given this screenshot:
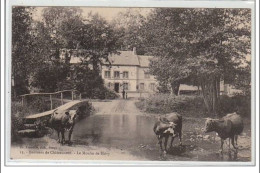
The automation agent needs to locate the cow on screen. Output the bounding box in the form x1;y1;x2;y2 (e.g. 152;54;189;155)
49;105;89;145
204;112;244;155
153;113;182;153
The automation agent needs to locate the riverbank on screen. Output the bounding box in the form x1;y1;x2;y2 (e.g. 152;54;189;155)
10;99;251;162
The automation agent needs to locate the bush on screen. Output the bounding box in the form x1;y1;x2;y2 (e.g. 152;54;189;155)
136;93;251;118
11;97;62;142
136;94;205;117
219;94;250;117
82;86;119;100
11;101;34;142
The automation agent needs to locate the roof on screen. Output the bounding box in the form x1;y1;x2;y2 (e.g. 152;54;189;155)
179;84;199;91
106;51;140;66
69;50;154;67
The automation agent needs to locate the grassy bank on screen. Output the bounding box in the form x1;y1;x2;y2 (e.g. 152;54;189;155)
11;97;94;143
135;94;251;118
11;97;63;142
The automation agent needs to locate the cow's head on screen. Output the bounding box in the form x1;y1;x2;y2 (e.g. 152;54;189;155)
204;118;218;133
66;110;78;125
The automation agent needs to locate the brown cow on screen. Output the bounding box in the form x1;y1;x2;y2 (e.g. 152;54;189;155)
204;112;244;155
49;109;79;144
160;113;183;146
153;113;182;153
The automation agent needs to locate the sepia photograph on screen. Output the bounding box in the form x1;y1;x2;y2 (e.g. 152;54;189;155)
7;3;254;165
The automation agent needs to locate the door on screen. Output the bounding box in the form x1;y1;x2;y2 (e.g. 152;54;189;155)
114;83;119;93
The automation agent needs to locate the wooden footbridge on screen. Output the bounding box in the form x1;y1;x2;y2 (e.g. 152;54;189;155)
18;90;90;137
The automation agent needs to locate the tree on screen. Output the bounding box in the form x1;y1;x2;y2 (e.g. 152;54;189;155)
12;7;50;97
76;13;120;73
144;8;251;115
70;64;104;97
30;7;84;92
42;7;84;60
188;9;251;114
111;9;148;54
144;9;197;95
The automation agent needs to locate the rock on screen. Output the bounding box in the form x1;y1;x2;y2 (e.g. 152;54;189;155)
197;135;203;138
204;135;210;140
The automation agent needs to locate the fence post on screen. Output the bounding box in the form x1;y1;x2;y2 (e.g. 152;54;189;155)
79;93;82;100
21;96;24;106
71;91;74;100
61;92;63;105
50;94;53;110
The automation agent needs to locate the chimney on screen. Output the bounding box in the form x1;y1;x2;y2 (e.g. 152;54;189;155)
133;47;137;55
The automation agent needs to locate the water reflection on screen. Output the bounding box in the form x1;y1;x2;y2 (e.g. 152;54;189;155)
71;112;249;161
73;113;156;149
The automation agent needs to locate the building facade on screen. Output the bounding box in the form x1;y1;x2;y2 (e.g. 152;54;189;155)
101;50;158;97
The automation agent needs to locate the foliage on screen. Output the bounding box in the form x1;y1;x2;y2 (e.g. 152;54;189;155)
218;94;251;117
11;98;61;142
135;94;206;116
42;7;83;49
111;9;148;54
76;13;120;73
12;7;38;96
92;86;119;99
70;64;119;99
31;62;70;92
142;8;251;114
136;94;251;118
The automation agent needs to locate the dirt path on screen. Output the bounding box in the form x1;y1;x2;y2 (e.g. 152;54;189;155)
91;99;141;115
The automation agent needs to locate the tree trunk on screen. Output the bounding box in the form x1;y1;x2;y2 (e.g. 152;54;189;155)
171;82;180;96
200;77;220;116
92;57;99;74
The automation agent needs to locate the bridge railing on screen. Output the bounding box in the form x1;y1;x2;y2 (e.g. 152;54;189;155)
19;90;82;110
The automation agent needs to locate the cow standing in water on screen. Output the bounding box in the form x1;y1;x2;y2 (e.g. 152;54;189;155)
204;112;244;155
153;113;182;153
49;105;89;145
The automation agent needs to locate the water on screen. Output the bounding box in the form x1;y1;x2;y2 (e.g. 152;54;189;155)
73;113;156;150
71;109;250;161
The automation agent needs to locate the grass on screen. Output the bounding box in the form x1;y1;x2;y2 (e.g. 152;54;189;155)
135;94;251;118
11;97;63;142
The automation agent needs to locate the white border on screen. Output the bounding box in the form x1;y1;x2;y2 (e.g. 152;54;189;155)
3;0;257;167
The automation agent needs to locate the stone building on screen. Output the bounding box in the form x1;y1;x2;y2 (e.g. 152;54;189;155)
101;49;158;97
68;48;158;98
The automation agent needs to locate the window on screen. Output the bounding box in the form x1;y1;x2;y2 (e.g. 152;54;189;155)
123;82;129;90
123;71;129;79
150;83;155;91
114;71;120;78
104;71;111;78
144;72;150;79
140;83;144;90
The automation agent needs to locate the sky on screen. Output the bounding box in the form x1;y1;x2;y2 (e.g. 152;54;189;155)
32;7;153;22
